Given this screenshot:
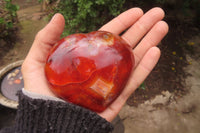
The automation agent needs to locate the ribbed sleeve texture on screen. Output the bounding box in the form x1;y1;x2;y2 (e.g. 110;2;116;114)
0;92;113;133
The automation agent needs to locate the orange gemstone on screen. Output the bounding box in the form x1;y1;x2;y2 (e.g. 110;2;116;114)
45;31;134;112
14;79;21;84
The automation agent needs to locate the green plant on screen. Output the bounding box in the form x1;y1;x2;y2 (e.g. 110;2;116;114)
38;0;43;3
52;0;125;36
139;82;146;90
0;0;19;40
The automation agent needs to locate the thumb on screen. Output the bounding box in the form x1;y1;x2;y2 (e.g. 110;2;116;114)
35;13;65;45
25;13;65;64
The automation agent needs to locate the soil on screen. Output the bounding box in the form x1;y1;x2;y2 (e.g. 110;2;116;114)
119;35;200;133
0;2;48;70
127;18;199;107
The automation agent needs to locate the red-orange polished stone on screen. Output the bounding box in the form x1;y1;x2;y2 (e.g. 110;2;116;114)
45;31;134;112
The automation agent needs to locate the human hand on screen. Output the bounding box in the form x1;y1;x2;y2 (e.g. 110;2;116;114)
22;7;168;122
98;8;168;121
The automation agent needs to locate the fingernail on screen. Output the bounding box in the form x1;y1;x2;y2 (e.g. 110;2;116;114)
50;13;58;22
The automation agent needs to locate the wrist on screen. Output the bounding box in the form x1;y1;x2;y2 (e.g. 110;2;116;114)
16;91;114;133
22;88;65;102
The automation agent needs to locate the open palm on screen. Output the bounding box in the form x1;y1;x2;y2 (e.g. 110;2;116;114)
22;7;168;122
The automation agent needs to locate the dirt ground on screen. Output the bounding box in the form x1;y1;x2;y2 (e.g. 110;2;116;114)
0;0;200;132
0;3;48;70
120;35;200;133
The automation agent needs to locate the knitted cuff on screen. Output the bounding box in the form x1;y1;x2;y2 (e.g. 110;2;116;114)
15;92;113;133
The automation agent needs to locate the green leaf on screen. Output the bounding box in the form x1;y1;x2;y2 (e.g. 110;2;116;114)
139;82;146;90
4;0;12;2
0;18;5;24
38;0;43;3
6;22;13;28
53;0;125;35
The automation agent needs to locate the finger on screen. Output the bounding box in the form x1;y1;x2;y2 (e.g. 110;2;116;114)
25;13;65;64
99;47;161;122
134;21;168;66
35;13;65;45
122;7;165;47
99;8;143;34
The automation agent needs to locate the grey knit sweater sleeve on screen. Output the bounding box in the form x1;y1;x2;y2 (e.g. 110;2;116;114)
0;92;113;133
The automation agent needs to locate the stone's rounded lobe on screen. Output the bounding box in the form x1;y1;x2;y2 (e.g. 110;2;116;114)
45;31;134;112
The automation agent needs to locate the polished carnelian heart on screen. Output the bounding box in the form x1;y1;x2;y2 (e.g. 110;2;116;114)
45;31;134;112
